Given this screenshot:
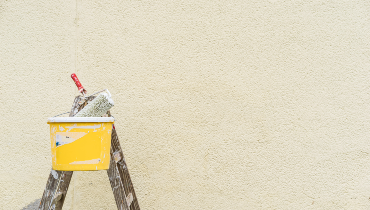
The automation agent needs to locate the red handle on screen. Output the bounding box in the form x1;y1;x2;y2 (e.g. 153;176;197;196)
71;73;86;94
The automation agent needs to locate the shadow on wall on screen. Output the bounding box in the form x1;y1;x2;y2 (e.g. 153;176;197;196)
22;199;40;210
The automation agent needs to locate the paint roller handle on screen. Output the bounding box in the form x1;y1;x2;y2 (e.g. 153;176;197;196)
71;73;87;94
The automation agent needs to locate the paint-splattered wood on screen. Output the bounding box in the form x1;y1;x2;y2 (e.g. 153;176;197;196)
38;170;73;210
38;96;93;210
107;129;140;210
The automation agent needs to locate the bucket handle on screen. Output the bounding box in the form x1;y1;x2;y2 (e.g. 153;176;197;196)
85;89;111;98
52;112;70;118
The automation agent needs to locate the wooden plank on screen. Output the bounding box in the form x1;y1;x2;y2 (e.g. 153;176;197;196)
37;170;73;210
107;129;140;210
38;96;91;210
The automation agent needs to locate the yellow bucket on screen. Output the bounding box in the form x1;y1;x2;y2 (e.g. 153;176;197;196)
47;117;114;171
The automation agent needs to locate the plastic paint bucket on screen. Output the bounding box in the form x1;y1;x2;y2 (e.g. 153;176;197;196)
47;117;114;171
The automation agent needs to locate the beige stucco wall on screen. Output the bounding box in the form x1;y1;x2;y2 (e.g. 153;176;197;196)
1;0;370;209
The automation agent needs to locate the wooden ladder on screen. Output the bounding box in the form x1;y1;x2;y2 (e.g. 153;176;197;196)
38;95;140;210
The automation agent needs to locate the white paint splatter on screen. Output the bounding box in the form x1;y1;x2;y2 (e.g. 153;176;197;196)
126;193;133;207
51;126;56;134
70;158;101;165
56;132;87;147
59;125;65;131
51;170;58;179
65;124;101;132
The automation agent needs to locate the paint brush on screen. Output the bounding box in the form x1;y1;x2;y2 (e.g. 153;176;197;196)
71;73;114;117
75;91;114;117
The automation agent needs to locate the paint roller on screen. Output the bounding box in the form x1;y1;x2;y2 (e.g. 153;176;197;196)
71;73;114;117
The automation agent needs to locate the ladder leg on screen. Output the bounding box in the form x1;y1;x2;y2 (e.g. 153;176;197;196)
39;96;88;210
38;171;73;210
108;129;140;210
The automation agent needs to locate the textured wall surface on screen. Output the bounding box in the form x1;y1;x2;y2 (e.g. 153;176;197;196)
1;0;370;209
